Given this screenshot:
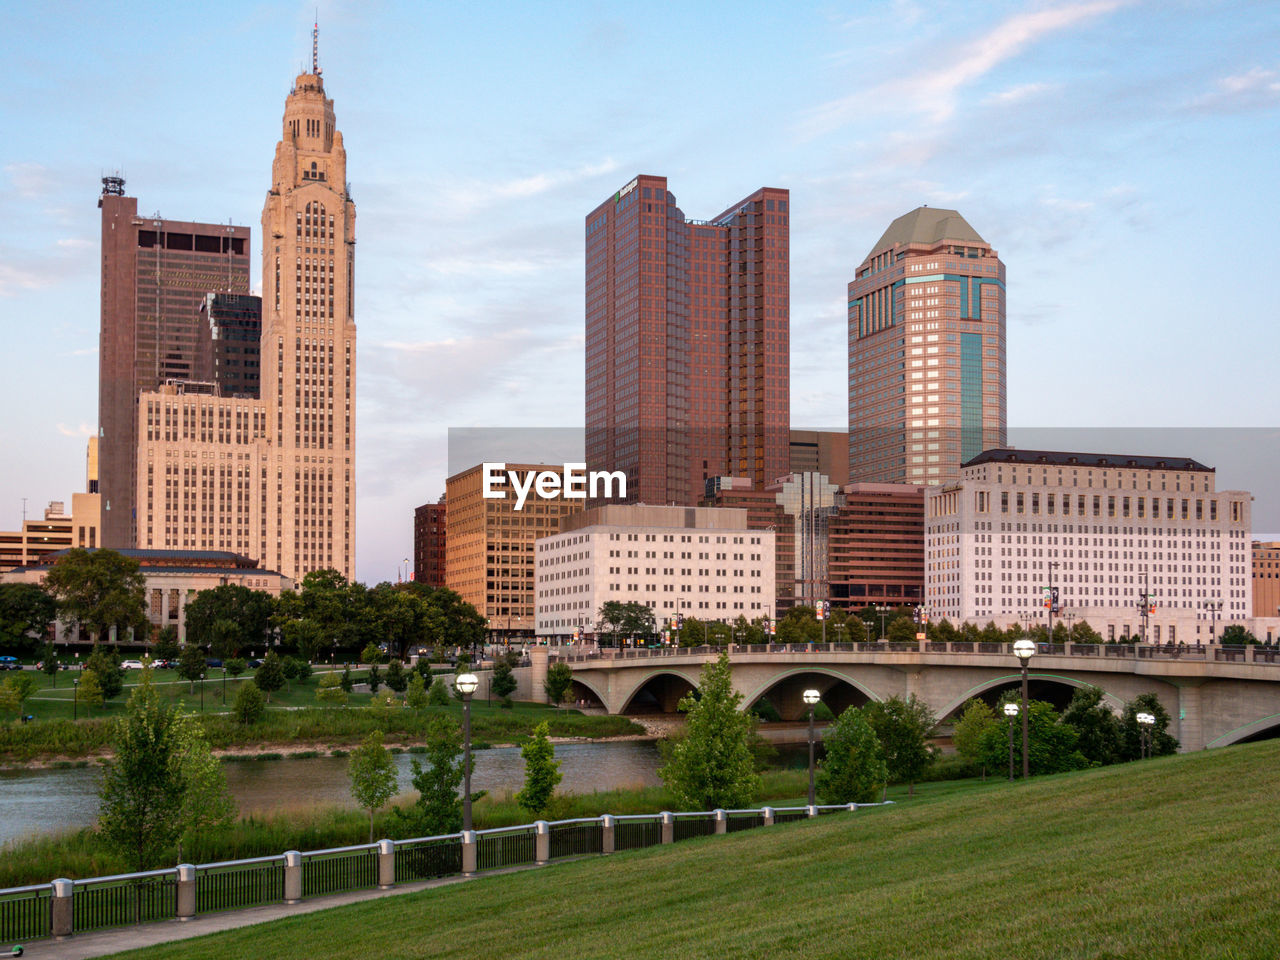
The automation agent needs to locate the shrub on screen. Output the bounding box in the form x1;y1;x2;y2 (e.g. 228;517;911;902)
233;682;266;725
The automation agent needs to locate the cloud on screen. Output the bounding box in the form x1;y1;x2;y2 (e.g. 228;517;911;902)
1186;66;1280;114
56;423;94;438
984;81;1058;105
433;158;621;218
4;162;57;198
802;1;1126;135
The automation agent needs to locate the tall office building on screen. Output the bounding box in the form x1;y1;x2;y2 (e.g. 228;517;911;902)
194;293;263;399
585;175;790;507
848;207;1005;486
132;44;356;582
97;179;250;547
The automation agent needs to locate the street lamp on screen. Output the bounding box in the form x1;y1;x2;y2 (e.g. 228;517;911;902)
222;666;227;704
1003;702;1019;780
200;671;206;712
803;689;821;806
456;672;480;831
73;678;79;721
1136;711;1155;759
1013;638;1035;779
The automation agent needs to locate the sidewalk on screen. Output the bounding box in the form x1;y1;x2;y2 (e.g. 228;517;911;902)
17;862;542;960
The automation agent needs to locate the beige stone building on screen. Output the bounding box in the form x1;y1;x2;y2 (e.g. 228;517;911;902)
926;449;1253;642
445;464;584;638
1253;541;1280;622
534;504;775;639
133;62;356;582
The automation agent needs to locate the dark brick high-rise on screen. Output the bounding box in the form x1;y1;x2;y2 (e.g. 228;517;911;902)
97;176;250;547
585;175;790;506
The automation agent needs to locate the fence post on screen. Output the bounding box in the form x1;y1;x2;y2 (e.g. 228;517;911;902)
377;839;395;889
283;850;302;904
461;830;478;876
534;821;550;865
176;864;196;920
600;815;615;854
762;806;775;827
713;809;727;835
660;811;674;845
51;878;74;939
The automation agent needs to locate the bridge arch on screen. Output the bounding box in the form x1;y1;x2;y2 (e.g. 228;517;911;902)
617;669;700;715
740;668;882;722
566;675;608;710
935;672;1127;722
1205;713;1280;748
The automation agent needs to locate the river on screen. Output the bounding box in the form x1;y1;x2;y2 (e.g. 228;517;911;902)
0;740;663;848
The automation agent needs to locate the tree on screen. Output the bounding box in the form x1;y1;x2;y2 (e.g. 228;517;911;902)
152;626;181;663
0;673;37;718
491;657;517;707
929;618;959;643
389;715;467;837
1069;620;1104;645
43;548;147;644
952;699;999;779
77;669;104;716
177;644;205;692
597;600;655;646
0;582;57;653
405;672;428;709
317;671;348;706
85;645;124;701
886;615;917;644
98;670;233;870
254;650;286;702
816;706;887;804
349;731;399;843
225;657;247;678
339;664;355;694
978;698;1089;775
1120;694;1179;760
864;694;936;796
280;656;303;691
184;584;274;657
1219;624;1258;646
384;660;408;694
659;651;760;809
233;682;266;724
361;643;382;695
1060;687;1122;766
544;662;573;709
516;721;562;816
427;677;450;706
40;645;61;685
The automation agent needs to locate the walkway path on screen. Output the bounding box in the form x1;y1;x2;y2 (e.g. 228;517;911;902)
17;862;544;960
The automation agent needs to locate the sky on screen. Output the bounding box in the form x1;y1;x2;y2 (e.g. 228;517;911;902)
1;0;1278;584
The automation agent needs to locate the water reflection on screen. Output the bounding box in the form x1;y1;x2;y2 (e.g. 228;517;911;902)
0;741;662;848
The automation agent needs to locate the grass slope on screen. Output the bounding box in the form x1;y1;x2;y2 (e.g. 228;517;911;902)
103;741;1280;960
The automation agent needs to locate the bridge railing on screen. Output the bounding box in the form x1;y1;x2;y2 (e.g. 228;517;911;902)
0;802;891;944
552;641;1278;667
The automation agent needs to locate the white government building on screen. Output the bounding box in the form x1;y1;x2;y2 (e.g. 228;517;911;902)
535;505;775;639
925;449;1253;642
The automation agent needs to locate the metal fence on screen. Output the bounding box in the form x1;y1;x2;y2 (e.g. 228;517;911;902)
0;803;885;944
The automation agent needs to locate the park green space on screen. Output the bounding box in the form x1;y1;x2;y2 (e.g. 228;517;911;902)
0;675;643;765
102;739;1280;960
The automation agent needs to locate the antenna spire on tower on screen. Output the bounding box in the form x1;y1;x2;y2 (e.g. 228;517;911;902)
312;13;321;75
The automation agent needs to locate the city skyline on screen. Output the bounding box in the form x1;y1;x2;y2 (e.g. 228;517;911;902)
2;1;1278;583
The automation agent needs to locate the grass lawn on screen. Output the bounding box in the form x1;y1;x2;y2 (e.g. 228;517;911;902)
100;739;1280;960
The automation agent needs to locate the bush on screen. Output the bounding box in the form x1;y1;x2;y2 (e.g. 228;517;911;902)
225;658;247;678
427;678;450;706
233;682;266;725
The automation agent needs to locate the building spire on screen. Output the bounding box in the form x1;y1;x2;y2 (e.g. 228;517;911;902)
312;13;321;75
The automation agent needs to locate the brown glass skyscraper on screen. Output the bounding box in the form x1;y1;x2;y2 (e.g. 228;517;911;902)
585;175;790;505
97;177;250;547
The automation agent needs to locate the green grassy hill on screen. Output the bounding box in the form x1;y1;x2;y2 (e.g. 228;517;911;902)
111;740;1280;960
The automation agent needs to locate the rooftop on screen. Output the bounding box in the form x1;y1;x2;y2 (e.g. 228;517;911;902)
962;449;1214;472
870;206;985;258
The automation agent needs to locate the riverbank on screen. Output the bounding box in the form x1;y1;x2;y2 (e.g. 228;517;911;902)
0;702;646;768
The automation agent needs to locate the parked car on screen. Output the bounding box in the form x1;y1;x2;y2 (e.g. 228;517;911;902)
0;656;20;671
120;659;146;670
34;660;71;671
205;658;223;668
246;658;264;669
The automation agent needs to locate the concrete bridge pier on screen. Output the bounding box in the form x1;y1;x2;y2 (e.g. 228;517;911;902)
530;647;549;704
1177;683;1204;752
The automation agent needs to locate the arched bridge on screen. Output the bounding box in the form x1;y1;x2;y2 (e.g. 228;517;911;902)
535;642;1280;753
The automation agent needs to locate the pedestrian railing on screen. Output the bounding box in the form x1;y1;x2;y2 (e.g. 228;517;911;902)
0;802;890;944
